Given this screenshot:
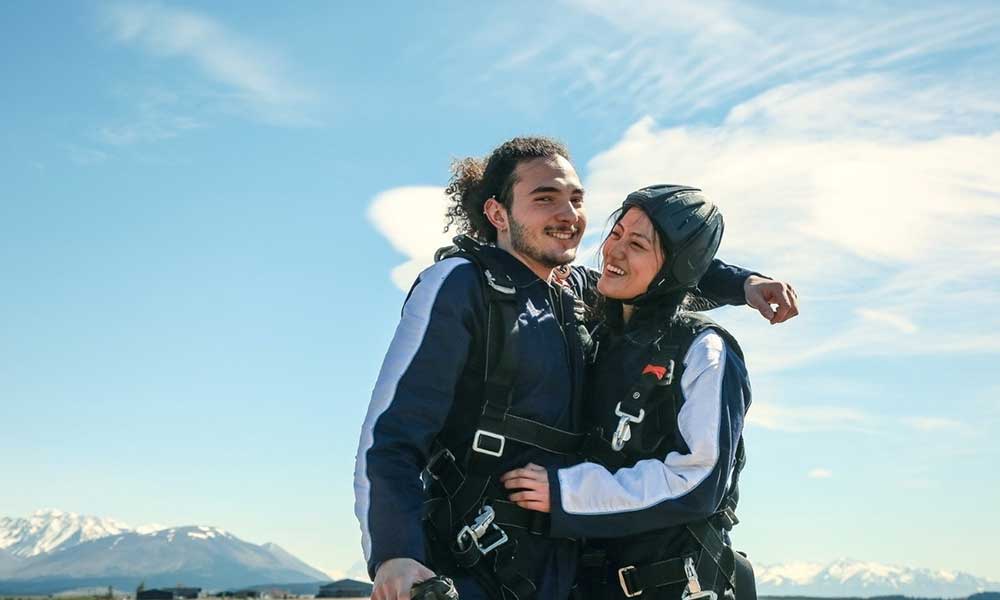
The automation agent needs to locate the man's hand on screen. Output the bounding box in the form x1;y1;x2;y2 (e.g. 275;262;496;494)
501;463;551;513
372;558;435;600
744;275;799;324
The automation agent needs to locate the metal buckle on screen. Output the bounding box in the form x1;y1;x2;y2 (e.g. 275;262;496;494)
611;418;632;451
456;506;509;555
472;429;505;457
660;359;675;386
615;402;646;423
474;526;509;555
425;448;455;481
617;565;642;597
643;360;675;385
611;402;645;451
484;269;516;295
681;557;718;600
715;507;739;530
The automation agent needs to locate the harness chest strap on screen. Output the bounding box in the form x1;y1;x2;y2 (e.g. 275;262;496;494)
616;556;691;598
611;336;681;451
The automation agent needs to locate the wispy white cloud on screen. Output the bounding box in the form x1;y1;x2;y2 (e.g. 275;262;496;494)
65;144;109;166
581;74;1000;369
86;86;205;148
101;2;316;126
747;402;876;433
491;1;1000;123
807;468;833;479
367;186;454;291
901;417;965;432
855;309;918;335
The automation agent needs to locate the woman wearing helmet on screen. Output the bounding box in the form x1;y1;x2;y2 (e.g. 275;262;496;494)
502;185;755;600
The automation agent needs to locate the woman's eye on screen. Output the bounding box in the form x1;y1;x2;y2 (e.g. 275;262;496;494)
631;242;645;250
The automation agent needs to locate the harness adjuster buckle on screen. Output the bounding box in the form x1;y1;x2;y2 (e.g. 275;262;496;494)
682;557;718;600
472;429;506;457
611;403;645;451
615;402;645;423
484;269;515;295
643;359;675;385
617;565;643;598
660;359;676;385
456;505;509;555
715;507;739;530
425;448;455;481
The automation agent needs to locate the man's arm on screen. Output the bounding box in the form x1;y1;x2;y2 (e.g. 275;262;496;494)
353;258;480;585
696;258;755;307
577;262;800;324
696;260;800;323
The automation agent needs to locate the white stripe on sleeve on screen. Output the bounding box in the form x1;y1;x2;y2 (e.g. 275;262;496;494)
353;257;468;560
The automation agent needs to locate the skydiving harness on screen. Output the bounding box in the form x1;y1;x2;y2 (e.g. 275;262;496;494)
422;236;630;600
581;317;757;600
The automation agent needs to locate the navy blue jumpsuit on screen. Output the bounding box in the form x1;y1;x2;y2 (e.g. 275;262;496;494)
355;246;750;599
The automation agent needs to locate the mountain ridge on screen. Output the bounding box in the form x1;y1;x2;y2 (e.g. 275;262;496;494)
0;510;133;558
757;559;999;598
0;511;328;594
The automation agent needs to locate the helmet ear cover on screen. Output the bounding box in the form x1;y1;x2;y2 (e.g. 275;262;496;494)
618;185;724;304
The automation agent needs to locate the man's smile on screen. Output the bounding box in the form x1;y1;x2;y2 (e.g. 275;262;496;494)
545;227;578;241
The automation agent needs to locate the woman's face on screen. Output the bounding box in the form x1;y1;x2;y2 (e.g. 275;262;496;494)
596;207;665;301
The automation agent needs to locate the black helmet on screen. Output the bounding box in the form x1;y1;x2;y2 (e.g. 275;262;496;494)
616;184;724;304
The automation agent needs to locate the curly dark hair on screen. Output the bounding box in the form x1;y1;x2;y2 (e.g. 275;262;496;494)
444;136;570;242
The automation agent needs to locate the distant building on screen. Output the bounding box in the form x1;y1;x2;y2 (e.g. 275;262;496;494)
219;590;259;599
137;587;202;600
316;580;373;598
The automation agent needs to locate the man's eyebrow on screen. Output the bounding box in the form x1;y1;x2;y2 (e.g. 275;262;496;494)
528;186;561;195
528;185;586;195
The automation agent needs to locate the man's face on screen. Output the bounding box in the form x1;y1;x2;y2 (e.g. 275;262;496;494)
500;155;586;276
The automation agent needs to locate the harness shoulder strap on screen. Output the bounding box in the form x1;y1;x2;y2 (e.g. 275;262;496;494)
427;237;535;599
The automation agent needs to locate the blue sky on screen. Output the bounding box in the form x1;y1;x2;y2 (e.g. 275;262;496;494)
2;0;999;582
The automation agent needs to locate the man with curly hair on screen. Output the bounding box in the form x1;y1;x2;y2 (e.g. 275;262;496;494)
355;137;796;600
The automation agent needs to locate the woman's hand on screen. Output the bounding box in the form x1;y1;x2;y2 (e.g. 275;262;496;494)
744;275;799;324
500;463;551;513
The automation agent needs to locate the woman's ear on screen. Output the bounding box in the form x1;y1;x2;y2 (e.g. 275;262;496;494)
483;197;508;233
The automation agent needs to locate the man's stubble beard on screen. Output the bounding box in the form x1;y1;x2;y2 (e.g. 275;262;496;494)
509;215;575;269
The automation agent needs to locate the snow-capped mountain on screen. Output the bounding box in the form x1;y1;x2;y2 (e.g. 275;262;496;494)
258;542;329;581
757;559;999;597
0;511;329;595
0;548;21;577
10;525;328;584
0;509;134;558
